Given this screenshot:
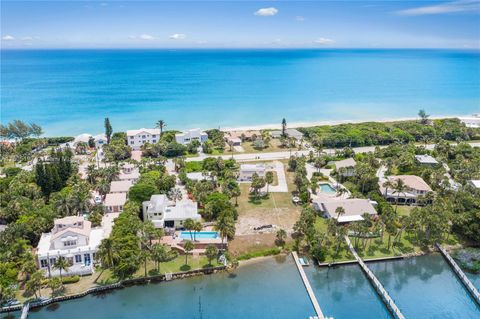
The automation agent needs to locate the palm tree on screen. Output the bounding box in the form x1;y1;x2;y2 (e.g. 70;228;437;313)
96;179;110;198
167;188;183;204
156;120;166;136
193;221;203;241
53;256;70;286
382;180;394;197
265;171;274;193
335;206;346;223
139;250;150;277
214;214;236;250
205;245;218;266
96;238;117;271
86;164;97;184
151;244;168;274
393;179;407;213
54;192;71;217
183;240;194;265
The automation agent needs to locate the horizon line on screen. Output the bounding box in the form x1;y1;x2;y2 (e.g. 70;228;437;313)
1;47;479;51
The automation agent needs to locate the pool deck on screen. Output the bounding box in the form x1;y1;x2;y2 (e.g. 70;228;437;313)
292;251;325;319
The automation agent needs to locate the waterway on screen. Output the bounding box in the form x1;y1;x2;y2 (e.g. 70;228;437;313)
2;254;479;319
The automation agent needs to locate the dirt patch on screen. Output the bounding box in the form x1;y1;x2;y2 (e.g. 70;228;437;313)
229;233;277;256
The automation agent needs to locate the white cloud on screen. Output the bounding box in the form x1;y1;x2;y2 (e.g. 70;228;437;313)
254;7;278;16
2;35;15;41
295;16;305;22
169;33;186;40
139;34;155;40
21;36;33;41
397;0;480;16
313;37;334;45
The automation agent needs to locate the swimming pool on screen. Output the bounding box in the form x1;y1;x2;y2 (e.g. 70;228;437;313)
180;231;219;239
319;183;336;194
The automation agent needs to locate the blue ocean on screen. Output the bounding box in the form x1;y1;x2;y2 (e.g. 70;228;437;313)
1;49;479;136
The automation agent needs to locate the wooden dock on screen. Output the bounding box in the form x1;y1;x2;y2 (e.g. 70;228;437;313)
291;252;325;319
344;236;406;319
436;243;480;305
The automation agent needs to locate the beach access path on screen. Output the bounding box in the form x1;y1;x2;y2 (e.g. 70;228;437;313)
186;142;480;163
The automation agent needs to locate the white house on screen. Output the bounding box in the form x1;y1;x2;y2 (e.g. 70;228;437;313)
126;128;161;150
36;214;118;277
93;134;107;149
312;198;378;223
109;180;133;194
104;193;127;213
379;175;433;205
415;155;439;166
334;158;357;177
238;164;266;181
142;194;201;228
118;164;140;182
175;129;208;145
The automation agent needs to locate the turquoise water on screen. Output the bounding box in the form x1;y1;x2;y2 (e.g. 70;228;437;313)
369;254;480;318
1;49;479;136
305;263;392;319
319;183;336;194
466;272;480;291
180;231;218;239
17;256;316;319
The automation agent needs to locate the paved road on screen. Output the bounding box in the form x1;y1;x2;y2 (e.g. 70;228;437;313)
185;142;480;163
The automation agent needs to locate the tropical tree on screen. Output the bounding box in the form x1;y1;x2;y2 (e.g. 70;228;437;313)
393;179;407;213
183;240;194;265
184;218;195;241
139;250;150;277
104;118;113;144
418;109;429;125
96;179;110;198
275;229;287;246
265;171;274;193
193;221;203;241
47;277;62;297
25;271;44;299
214;212;236;248
335;206;345;223
167;188;183;203
53;256;70;285
151;244;168;274
205;245;218;266
382;180;394;197
156;120;167;136
96;238;117;275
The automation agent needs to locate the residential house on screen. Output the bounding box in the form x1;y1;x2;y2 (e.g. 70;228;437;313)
93;134;107;149
312;198;378;223
334;158;357;177
118;163;140;182
270;128;303;141
379;175;433;205
104;193;127;213
225;135;242;146
36;214;118;277
109;180;133;194
142;194;201;228
126;128;161;150
175;128;208;145
415;155;439;166
238;164;266;181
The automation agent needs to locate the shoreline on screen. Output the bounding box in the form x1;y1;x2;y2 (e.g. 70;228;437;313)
219;114;472;132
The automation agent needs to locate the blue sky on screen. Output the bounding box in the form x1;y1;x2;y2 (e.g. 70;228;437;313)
1;1;479;49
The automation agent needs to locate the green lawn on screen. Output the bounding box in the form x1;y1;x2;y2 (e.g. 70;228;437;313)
238;139;304;154
97;255;221;284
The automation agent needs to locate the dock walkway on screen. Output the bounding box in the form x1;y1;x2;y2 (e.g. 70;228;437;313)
436;243;480;305
20;303;29;319
344;236;406;319
292;252;325;319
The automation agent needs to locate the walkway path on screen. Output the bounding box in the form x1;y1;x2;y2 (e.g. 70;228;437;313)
344;236;406;319
436;243;480;305
291;252;325;319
